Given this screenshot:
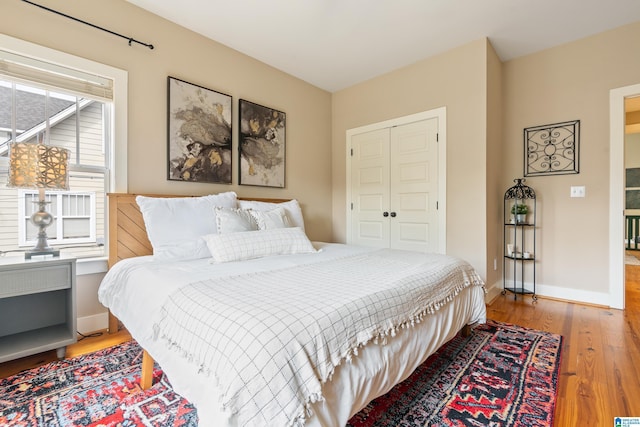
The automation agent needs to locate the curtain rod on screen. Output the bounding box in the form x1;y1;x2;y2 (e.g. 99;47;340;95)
22;0;155;50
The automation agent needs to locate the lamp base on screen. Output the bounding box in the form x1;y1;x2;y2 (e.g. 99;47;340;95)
25;248;60;260
26;199;59;260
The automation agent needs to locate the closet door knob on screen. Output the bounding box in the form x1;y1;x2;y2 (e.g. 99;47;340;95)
383;212;389;217
390;212;397;217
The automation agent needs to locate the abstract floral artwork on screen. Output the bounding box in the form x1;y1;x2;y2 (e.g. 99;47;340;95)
167;77;232;184
238;99;286;188
524;120;579;176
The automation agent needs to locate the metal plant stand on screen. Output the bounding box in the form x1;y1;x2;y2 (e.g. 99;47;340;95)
502;178;537;301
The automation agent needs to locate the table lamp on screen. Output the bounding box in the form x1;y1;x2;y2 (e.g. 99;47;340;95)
7;142;70;259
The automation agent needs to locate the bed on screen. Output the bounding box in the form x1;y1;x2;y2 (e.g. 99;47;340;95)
98;192;486;427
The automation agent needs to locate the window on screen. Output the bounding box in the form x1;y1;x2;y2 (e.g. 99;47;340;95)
19;190;97;244
0;34;127;262
1;79;107;258
1;82;108;258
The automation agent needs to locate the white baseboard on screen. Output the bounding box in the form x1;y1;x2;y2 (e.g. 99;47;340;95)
497;280;612;307
535;283;611;307
77;312;109;335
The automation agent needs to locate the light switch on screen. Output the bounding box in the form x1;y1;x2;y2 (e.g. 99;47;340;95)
570;186;586;197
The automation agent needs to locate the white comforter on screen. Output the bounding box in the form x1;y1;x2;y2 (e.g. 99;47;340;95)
99;243;487;427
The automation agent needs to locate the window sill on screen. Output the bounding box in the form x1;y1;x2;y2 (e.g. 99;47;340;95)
76;256;108;276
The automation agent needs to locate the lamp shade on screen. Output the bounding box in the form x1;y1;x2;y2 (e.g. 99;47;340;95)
7;142;70;190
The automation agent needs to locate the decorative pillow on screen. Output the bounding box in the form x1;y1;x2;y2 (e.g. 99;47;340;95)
238;199;305;230
136;192;237;261
249;206;290;230
215;207;258;234
203;227;317;263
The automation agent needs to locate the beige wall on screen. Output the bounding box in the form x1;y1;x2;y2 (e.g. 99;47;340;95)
626;133;640;169
485;41;503;292
332;39;490;279
625;133;640;216
502;21;640;302
3;0;333;242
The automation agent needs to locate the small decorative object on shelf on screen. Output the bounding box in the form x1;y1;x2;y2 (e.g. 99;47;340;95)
503;178;537;301
510;203;529;224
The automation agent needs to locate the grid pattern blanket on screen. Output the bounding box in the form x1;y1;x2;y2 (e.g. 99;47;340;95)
153;249;484;427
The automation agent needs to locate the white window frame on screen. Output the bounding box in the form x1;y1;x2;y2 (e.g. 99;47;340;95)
18;190;96;246
0;34;128;274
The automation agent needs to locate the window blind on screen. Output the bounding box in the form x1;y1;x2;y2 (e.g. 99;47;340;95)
0;49;113;101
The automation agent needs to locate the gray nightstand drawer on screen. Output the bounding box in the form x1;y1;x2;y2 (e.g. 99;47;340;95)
0;264;72;299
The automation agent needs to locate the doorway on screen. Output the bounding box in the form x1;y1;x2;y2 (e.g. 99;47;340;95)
610;83;640;309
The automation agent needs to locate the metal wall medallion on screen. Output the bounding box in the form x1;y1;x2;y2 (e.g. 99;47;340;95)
524;120;579;176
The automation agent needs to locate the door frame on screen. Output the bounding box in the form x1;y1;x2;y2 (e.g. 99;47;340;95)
610;82;640;310
345;107;447;253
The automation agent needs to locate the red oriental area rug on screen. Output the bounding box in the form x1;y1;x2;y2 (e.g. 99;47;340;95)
347;320;563;427
0;320;562;427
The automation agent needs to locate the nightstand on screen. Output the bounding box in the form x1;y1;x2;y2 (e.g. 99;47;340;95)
0;255;77;363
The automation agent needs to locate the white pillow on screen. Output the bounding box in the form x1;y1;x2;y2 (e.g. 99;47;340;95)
238;199;305;230
215;207;258;234
249;206;290;230
203;227;317;263
136;192;237;261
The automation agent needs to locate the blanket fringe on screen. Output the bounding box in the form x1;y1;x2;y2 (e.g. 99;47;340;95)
321;275;484;390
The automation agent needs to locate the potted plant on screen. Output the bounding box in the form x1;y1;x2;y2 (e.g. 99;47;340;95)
510;203;529;223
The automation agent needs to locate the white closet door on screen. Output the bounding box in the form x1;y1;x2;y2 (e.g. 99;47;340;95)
349;117;439;252
350;128;390;248
389;118;439;252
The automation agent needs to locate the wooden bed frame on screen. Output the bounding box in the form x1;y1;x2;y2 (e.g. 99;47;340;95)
106;193;290;388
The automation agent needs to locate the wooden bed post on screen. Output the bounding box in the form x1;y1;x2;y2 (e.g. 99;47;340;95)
462;324;472;337
141;350;154;390
108;311;119;334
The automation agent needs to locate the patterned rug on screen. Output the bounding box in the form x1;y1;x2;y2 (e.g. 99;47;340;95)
0;342;196;427
0;320;562;426
347;320;563;427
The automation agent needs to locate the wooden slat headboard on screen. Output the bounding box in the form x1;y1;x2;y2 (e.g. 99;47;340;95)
107;193;290;268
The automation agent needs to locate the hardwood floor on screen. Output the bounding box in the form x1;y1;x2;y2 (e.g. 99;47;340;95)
489;263;640;426
2;268;640;426
0;328;132;379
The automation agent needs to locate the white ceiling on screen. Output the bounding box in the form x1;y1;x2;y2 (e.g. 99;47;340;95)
127;0;640;92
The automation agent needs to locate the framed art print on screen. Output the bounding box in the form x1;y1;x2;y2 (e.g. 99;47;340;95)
238;99;286;188
627;189;640;209
627;167;640;188
626;168;640;209
524;119;580;177
167;76;232;184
